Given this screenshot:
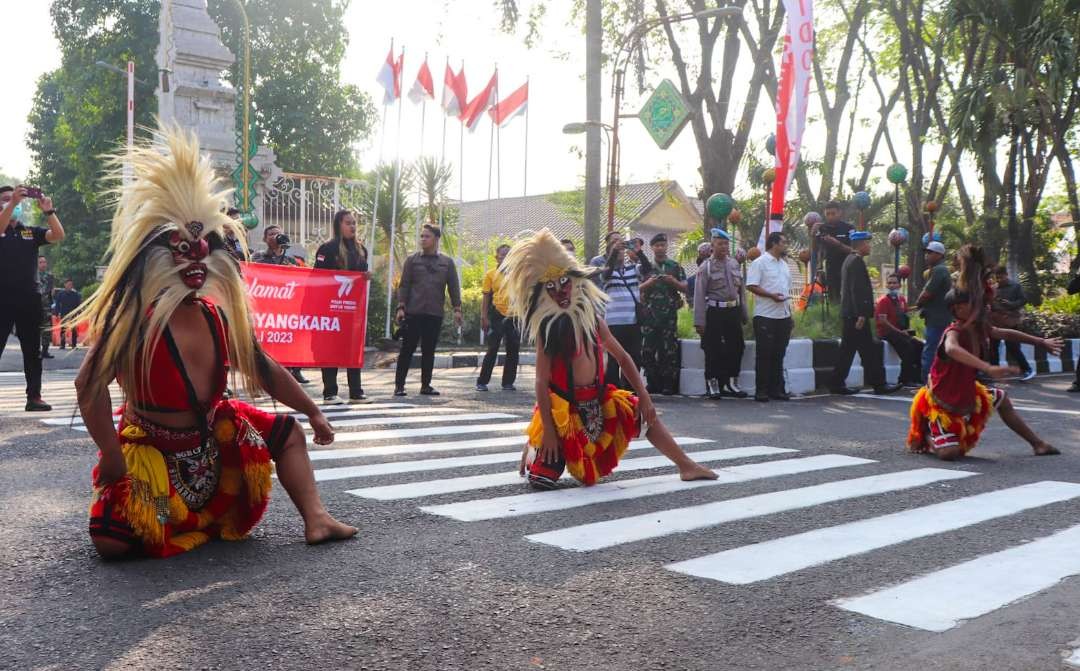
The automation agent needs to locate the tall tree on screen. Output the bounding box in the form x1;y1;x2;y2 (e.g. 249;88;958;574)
209;0;377;177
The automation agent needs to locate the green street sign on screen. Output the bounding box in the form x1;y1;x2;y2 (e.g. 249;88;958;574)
638;79;691;150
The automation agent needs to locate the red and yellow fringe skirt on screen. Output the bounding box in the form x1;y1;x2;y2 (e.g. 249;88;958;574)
907;383;994;456
525;384;639;485
89;400;293;558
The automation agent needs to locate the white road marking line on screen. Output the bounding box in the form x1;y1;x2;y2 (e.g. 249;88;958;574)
38;404;436;426
419;455;873;521
531;468;977;553
299;412;517;429
307;436;714;462
855;393;1080;416
1066;647;1080;668
667;480;1080;583
833;522;1080;632
327;422;531;443
335;445;789;491
309;438;713;481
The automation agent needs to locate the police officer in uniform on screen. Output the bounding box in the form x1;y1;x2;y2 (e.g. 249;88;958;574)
694;228;748;399
0;186;66;411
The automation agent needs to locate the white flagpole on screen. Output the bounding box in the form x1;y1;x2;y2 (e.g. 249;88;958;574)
523;76;529;197
385;48;406;339
415;53;428;250
495;75;501;200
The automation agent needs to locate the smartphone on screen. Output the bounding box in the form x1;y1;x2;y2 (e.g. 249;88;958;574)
23;187;43;199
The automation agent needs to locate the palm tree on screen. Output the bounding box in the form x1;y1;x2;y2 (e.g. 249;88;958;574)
414;156;453;227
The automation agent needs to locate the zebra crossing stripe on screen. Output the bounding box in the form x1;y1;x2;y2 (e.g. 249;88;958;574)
38;404;444;426
419;454;873;521
833;522;1080;632
298;412;518;429
530;468;976;553
337;446;791;491
307;436;714;462
329;422;531;443
666;480;1080;583
854;393;1080;416
1067;648;1080;668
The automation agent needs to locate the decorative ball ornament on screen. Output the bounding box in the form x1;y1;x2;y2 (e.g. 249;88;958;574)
765;134;777;156
888;228;909;248
762;168;777;185
728;208;742;225
746;246;762;261
886;163;908;184
897;264;912;280
240;213;259;230
920;230;943;246
734;247;748;264
853;191;872;210
797;249;811;264
803;211;823;227
925;200;939;213
706;193;735;220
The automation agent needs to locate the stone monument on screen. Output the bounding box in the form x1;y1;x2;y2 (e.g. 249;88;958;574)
156;0;280;230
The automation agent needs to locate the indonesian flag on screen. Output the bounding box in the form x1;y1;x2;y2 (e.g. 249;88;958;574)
488;80;528;127
461;70;498;131
758;0;814;249
409;59;435;104
442;64;467;117
376;46;404;105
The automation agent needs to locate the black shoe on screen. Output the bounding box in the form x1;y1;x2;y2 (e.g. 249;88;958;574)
41;353;54;359
660;388;678;396
1068;383;1080;393
754;393;770;402
59;345;66;350
25;398;51;412
830;387;860;395
501;384;517;392
393;387;407;397
292;373;310;384
769;392;791;401
348;393;370;404
420;386;441;396
323;394;342;403
724;380;749;399
476;383;489;392
873;383;904;395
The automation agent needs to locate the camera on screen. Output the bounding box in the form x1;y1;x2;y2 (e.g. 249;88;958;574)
275;233;290;248
23;187;43;200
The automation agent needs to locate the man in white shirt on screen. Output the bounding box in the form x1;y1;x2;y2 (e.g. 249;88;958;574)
746;231;793;402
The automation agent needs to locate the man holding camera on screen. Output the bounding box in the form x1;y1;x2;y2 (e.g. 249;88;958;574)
252;225;309;385
0;185;66;411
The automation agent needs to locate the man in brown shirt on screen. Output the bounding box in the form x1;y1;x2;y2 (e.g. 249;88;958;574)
394;224;463;396
693;228;747;399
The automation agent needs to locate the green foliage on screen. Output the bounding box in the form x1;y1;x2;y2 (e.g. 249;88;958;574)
209;0;377;177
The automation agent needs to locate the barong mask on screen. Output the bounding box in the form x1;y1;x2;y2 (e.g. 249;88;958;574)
68;125;262;400
502;229;608;356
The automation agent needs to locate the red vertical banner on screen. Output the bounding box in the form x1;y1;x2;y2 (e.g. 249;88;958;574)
241;263;369;368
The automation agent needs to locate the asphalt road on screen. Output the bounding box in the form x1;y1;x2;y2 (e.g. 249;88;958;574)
1;365;1078;671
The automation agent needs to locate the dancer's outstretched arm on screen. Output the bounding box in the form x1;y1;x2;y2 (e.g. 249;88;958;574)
255;352;334;445
990;327;1062;355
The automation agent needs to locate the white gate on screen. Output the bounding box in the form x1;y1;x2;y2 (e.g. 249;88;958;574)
261;172;371;256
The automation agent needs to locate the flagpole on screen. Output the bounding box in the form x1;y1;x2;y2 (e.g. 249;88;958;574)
495;72;501;200
385;48;405;340
415;53;428;251
522;75;529;198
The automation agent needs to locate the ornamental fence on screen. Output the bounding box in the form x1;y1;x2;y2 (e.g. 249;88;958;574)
260;172;372;252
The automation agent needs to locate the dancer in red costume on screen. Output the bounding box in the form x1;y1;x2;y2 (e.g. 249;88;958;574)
907;244;1062;461
502;229;717;489
71;127;356;559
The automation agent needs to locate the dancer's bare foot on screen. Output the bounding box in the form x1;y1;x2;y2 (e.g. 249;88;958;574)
304;512;358;545
1032;442;1061;456
679;461;719;481
934;445;965;461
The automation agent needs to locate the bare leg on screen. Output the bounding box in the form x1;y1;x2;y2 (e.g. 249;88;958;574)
997;397;1060;456
274;423;359;544
645;420;718;481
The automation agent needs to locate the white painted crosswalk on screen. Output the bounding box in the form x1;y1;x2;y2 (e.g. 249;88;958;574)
5;375;1080;648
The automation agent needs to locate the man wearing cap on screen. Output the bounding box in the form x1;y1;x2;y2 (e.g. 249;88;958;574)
639;233;687;395
915;240;952;383
694;228;747;399
0;185;66;411
831;232;902;395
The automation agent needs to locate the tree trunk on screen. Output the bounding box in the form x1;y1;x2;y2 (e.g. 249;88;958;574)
583;0;602;261
1056;145;1080;273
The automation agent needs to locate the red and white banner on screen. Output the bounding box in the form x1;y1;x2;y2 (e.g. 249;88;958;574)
442;63;467;117
488;80;528;127
462;70;498;131
765;0;814;239
409;58;435;104
376;45;404;105
241;263;369;368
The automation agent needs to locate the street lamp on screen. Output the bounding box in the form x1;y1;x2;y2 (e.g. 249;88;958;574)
605;6;743;232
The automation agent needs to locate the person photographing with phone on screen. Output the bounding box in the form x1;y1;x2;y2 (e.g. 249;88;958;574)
0;185;65;411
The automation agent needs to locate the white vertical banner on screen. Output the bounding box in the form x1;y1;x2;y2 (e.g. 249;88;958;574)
758;0;814;249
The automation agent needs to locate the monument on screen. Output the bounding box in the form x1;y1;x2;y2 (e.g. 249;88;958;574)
155;0;280;231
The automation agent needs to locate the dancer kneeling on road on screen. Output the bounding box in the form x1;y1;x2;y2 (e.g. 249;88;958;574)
502;229;718;489
72;127;356;559
908;244;1062;461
